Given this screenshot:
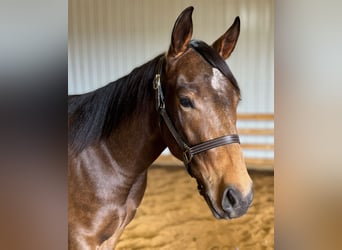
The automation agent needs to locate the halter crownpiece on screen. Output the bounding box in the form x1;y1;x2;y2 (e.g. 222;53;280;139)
153;56;240;175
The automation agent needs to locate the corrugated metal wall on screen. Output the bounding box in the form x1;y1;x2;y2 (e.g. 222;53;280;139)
68;0;274;160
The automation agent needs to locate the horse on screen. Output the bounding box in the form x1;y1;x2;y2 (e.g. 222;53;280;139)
68;6;253;249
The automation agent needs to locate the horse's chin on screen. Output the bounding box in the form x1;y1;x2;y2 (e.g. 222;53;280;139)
196;179;230;220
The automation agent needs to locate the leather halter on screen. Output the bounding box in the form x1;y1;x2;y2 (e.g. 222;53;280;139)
153;57;240;176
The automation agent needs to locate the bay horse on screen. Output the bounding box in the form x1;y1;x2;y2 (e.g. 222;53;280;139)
68;6;253;249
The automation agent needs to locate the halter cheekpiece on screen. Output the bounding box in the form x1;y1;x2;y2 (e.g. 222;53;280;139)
153;56;240;176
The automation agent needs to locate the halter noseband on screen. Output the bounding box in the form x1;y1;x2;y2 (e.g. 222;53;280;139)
153;57;240;176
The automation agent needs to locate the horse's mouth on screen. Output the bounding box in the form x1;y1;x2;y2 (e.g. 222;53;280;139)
196;178;253;220
196;180;228;219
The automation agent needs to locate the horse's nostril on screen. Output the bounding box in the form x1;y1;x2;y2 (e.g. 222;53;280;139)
222;186;241;211
227;189;238;207
221;186;253;218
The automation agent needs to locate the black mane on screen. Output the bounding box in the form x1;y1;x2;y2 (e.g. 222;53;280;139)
190;40;240;95
68;54;164;154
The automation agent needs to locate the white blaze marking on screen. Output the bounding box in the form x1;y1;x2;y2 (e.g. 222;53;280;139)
211;68;225;92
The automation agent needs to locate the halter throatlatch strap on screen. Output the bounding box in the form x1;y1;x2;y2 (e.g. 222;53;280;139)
153;57;240;175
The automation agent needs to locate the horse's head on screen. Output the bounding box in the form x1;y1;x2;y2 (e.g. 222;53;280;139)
160;7;253;219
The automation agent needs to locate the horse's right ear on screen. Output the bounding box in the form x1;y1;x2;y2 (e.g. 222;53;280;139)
167;6;194;58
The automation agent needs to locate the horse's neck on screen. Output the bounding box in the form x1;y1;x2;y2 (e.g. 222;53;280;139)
105;105;166;173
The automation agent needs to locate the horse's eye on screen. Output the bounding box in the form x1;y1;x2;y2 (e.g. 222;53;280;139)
179;97;193;108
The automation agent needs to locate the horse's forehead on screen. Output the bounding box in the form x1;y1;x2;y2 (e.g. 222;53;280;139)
177;52;230;90
175;51;214;82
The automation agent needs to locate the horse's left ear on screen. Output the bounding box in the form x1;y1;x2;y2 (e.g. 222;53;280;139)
212;16;240;60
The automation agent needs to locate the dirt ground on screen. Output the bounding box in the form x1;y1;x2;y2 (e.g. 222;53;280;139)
116;165;274;250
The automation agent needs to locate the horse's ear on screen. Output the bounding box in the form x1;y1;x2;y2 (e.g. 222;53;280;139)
168;6;194;58
212;16;240;60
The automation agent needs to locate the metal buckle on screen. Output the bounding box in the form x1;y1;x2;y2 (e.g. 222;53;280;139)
153;74;160;90
183;147;193;164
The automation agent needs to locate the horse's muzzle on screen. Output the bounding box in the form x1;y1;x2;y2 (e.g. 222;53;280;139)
221;186;253;219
